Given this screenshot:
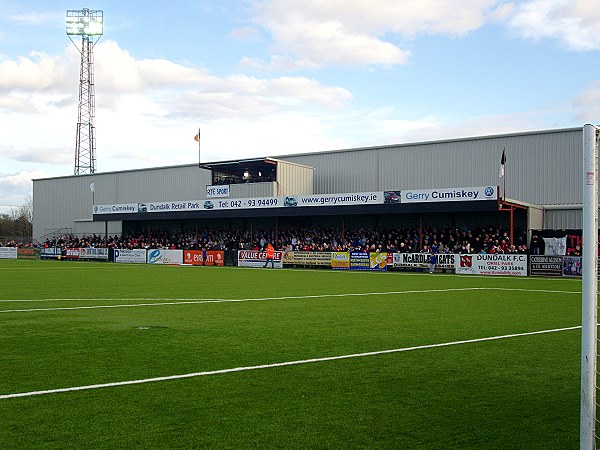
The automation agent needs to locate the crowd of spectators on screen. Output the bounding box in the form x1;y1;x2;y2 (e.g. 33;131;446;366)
2;224;528;255
0;239;37;248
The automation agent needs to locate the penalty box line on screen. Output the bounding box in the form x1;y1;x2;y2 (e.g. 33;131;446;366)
0;325;581;400
0;287;580;312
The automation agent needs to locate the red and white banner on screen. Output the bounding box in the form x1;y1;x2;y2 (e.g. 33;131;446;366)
184;250;225;266
64;248;80;259
455;254;528;276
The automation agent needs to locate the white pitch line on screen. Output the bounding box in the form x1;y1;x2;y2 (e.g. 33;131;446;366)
0;287;581;313
0;325;581;400
0;288;482;312
483;287;582;294
0;287;581;304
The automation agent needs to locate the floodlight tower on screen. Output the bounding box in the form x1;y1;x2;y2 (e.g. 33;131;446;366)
66;8;103;175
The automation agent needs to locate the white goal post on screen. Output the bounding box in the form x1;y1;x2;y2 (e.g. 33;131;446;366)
581;124;599;449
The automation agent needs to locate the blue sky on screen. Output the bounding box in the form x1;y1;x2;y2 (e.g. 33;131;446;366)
1;0;599;213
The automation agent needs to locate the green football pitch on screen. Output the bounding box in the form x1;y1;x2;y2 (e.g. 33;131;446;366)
0;259;583;448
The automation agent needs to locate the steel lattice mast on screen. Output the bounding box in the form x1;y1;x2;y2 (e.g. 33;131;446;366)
66;9;103;175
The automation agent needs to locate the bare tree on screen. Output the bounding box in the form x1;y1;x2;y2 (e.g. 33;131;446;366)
19;196;33;225
3;197;33;240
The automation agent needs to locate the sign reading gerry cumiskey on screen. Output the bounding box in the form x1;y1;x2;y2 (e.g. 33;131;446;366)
94;192;382;215
93;186;498;215
401;186;497;203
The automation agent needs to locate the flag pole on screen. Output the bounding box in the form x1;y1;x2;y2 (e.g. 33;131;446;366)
503;147;506;200
501;147;506;200
90;181;95;219
197;128;201;168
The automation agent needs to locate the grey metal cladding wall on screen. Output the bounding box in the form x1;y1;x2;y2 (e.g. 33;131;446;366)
545;209;582;229
276;161;314;195
33;174;97;239
101;166;212;203
279;151;378;194
497;130;581;205
230;182;273;198
381;130;582;204
281;128;582;205
33;165;212;240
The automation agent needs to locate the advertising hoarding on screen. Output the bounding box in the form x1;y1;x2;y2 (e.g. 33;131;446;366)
0;247;17;259
114;249;147;264
147;249;183;265
237;250;283;268
184;250;225;266
455;254;527;276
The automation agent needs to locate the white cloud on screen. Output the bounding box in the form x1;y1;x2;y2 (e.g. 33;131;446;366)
0;39;353;175
0;145;71;165
0;50;76;93
239;55;321;71
573;80;600;121
228;26;263;42
0;96;38;113
256;0;498;37
398;110;562;143
247;0;600;68
201;113;349;161
0;169;43;189
8;11;63;26
507;0;600;51
0;169;46;213
249;0;499;67
489;2;516;22
91;41;353;116
267;19;410;66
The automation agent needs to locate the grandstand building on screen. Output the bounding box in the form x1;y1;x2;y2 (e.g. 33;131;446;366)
32;127;584;243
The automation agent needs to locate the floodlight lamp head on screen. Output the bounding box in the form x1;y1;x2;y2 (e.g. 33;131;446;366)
66;9;103;36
